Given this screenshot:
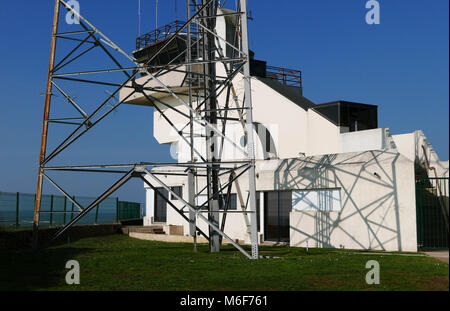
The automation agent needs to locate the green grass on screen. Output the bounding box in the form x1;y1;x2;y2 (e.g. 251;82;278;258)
0;234;448;291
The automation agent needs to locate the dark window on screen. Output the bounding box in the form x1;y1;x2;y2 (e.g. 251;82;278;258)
198;194;237;211
219;194;237;211
278;191;292;240
265;129;271;153
314;101;378;133
264;192;279;242
339;103;378;132
264;191;292;242
256;192;261;232
170;186;183;200
154;188;168;223
226;22;238;58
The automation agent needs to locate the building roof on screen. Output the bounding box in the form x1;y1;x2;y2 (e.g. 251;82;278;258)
315;100;377;108
256;77;316;111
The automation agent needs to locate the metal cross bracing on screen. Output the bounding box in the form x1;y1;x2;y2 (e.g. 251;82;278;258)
33;0;259;259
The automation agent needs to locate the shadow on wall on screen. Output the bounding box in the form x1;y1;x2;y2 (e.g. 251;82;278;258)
273;149;410;251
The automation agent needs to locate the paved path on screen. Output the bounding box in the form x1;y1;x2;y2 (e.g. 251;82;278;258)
424;251;449;264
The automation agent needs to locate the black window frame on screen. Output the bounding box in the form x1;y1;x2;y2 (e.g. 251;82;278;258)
170;186;183;201
263;190;292;242
219;193;237;211
154;187;168;223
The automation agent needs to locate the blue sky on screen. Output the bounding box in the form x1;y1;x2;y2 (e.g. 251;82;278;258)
0;0;448;204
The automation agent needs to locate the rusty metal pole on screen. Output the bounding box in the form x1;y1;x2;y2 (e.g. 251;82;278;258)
32;0;61;249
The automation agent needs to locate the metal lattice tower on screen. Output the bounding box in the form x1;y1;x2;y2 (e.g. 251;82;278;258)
33;0;259;259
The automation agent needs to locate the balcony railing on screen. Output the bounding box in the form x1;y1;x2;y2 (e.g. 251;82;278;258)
266;65;302;89
136;21;186;50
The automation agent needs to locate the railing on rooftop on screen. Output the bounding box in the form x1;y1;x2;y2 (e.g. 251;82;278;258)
266;65;303;90
136;21;188;50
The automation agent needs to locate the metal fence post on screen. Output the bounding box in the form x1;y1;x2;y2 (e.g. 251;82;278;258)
71;196;75;221
116;198;119;223
16;192;20;229
63;196;67;225
95;204;99;225
50;195;54;227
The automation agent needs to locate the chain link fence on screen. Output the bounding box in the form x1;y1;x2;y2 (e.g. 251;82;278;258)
0;191;142;230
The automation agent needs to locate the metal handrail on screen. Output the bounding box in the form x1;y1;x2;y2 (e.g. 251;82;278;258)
266;65;302;89
136;20;191;50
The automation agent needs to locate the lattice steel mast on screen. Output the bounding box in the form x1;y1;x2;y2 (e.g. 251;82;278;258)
33;0;259;259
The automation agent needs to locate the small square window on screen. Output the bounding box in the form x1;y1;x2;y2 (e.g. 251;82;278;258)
170;186;183;200
219;194;237;211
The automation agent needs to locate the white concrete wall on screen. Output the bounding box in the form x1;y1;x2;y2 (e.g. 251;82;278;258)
144;150;419;252
119;67;189;106
143;68;314;163
175;121;274;163
392;133;415;162
143;186;155;226
393;130;449;178
125;7;447;253
251;77;309;159
306;109;340;156
340;128;386;154
284;151;418;252
253;151;417;251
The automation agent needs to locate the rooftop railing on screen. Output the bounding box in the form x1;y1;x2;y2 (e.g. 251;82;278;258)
136;21;190;50
266;65;303;89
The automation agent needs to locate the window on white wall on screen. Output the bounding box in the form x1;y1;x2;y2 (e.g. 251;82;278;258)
292;189;342;212
196;195;208;210
196;194;238;210
170;186;183;200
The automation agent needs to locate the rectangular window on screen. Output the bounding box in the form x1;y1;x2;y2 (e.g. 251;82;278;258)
266;129;271;153
196;194;238;211
256;192;261;232
292;189;342;212
264;191;292;242
170;186;183;201
154;188;168;222
219;194;237;211
196;195;209;210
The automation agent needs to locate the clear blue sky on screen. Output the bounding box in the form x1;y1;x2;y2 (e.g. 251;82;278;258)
0;0;448;204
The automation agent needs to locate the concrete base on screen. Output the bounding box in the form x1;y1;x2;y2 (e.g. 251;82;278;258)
130;232;209;243
129;232;245;245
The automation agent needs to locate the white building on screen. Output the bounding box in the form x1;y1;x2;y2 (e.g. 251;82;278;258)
121;9;449;252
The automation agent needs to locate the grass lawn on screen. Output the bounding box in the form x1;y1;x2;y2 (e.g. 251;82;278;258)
0;234;448;291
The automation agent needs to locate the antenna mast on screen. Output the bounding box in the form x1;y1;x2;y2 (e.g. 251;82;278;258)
175;0;178;21
138;0;141;37
33;0;259;260
155;0;158;29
